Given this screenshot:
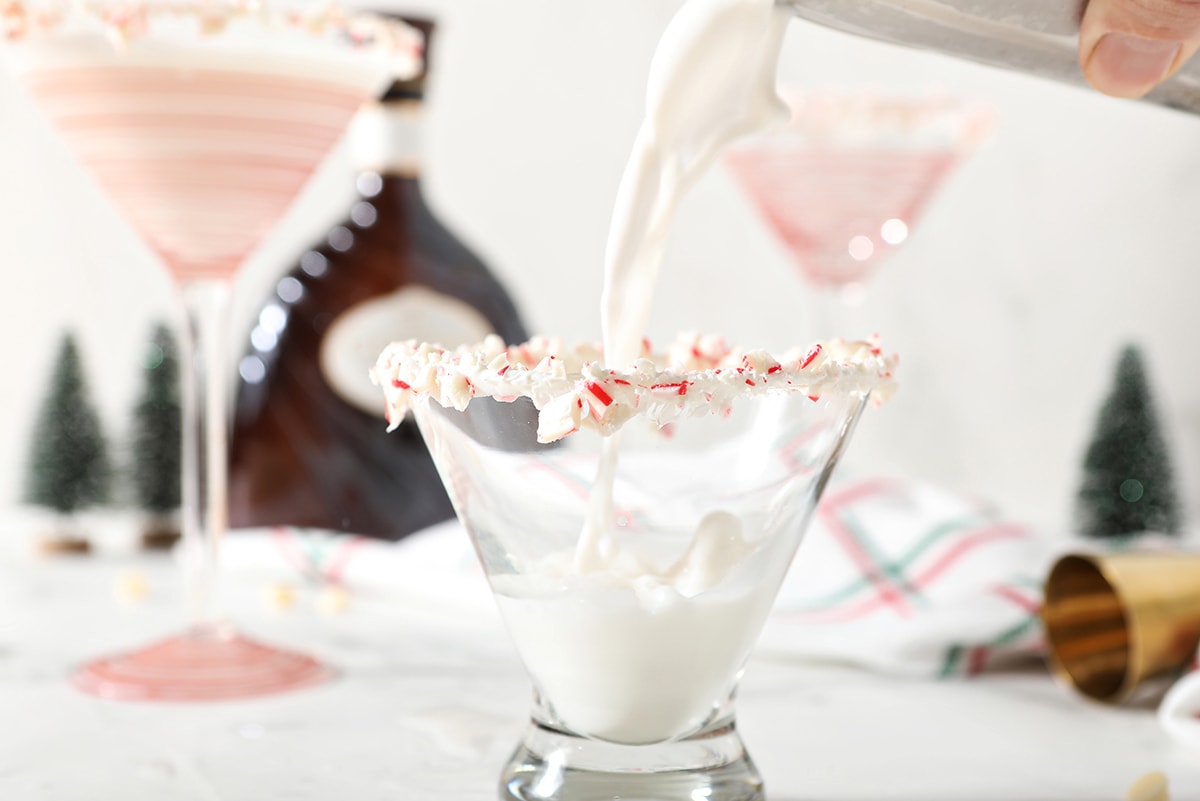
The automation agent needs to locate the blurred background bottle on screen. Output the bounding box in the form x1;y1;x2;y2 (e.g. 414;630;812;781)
228;15;530;541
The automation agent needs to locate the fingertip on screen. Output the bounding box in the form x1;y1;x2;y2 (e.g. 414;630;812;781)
1082;32;1181;98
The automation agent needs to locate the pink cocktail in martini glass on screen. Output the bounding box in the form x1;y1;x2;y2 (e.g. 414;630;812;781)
3;1;419;701
726;92;988;334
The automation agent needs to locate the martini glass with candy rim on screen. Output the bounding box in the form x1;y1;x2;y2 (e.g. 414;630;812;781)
725;91;989;339
376;335;894;801
3;0;420;701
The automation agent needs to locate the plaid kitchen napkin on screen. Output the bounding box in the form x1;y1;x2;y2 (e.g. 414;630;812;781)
759;477;1050;676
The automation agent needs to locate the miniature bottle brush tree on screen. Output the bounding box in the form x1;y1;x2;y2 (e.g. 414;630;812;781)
24;333;111;551
130;323;182;549
1076;343;1181;540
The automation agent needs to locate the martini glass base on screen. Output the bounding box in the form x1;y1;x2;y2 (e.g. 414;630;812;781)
501;716;764;801
72;624;335;702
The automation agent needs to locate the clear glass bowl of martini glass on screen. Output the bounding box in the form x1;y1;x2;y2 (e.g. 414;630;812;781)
2;0;421;701
374;333;896;801
725;91;989;338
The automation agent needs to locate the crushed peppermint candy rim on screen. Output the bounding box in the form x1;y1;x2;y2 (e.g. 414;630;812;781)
372;333;898;443
2;0;423;76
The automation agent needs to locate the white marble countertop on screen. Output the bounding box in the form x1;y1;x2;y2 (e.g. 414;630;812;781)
1;532;1198;801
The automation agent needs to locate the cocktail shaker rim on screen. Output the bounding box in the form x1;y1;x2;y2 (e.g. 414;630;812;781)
782;0;1200;114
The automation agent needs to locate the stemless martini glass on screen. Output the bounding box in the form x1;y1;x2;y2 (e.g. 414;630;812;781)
3;0;419;701
374;335;895;801
725;92;988;337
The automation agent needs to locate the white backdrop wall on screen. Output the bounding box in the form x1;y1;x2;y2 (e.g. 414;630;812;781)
2;0;1198;537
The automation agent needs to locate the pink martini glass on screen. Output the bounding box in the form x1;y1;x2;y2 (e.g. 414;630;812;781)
3;0;419;701
725;92;990;338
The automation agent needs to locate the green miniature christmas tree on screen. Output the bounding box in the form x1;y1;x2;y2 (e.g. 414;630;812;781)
24;333;111;551
130;323;182;549
1076;344;1181;539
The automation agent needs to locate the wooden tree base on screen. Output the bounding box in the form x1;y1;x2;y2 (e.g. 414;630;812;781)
140;525;181;551
37;535;92;556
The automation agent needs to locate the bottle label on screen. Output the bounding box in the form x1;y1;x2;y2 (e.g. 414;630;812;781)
320;286;494;416
347;100;422;177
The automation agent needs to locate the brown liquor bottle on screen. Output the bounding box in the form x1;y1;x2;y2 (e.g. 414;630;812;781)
228;18;529;540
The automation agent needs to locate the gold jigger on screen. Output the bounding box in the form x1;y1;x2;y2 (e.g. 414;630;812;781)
1042;552;1200;704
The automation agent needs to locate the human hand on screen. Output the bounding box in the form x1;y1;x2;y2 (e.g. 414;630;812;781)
1080;0;1200;98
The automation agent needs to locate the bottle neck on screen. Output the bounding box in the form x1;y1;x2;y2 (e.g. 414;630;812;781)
347;98;424;179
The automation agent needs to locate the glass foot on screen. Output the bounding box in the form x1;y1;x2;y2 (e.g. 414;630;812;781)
501;716;764;801
73;625;335;702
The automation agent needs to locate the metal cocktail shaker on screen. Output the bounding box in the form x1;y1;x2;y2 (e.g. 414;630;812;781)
784;0;1200;113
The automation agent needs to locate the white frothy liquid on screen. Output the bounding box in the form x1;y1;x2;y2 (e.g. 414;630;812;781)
494;0;796;745
493;521;782;744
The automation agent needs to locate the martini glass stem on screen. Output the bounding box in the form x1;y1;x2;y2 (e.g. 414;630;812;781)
71;275;335;701
806;283;835;343
180;278;231;632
